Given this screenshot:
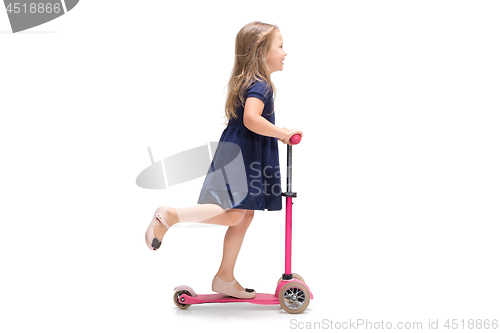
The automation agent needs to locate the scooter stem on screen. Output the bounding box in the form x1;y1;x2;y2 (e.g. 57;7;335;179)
285;195;293;276
283;134;301;278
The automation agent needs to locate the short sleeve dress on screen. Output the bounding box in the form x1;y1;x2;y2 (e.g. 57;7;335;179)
197;80;282;211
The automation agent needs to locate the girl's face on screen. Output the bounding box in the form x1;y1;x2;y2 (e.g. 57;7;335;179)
266;29;287;73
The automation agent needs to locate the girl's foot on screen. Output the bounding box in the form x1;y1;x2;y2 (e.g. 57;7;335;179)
212;275;256;298
215;274;247;291
153;208;179;242
145;205;176;251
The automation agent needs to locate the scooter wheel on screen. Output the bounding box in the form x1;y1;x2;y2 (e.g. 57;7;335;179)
279;281;310;314
277;273;305;286
173;290;192;309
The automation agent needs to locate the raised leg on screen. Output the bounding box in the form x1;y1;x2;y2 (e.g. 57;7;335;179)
154;204;246;242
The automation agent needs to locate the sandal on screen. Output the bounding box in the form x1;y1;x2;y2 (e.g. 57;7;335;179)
145;205;172;251
212;275;256;299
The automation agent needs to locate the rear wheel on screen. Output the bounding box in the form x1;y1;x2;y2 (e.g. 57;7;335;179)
173;290;192;309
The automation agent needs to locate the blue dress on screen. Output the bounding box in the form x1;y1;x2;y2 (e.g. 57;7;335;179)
197;80;282;211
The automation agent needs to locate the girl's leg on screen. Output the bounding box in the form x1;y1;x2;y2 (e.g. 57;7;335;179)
153;204;246;242
215;210;255;291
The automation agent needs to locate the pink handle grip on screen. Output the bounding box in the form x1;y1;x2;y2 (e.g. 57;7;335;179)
290;134;302;145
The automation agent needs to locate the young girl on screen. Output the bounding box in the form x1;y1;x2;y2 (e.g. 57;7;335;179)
145;21;303;299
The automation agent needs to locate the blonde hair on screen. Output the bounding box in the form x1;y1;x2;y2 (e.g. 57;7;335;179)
224;21;278;123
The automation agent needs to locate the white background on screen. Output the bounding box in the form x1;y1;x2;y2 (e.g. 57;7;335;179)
1;0;499;332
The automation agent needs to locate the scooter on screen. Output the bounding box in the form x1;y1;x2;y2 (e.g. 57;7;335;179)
173;134;313;314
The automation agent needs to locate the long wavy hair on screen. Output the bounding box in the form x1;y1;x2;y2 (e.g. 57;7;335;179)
224;21;278;123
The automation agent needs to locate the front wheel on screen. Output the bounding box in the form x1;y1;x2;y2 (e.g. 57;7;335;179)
279;281;310;314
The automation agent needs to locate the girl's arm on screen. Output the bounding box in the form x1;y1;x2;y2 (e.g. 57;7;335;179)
243;97;302;144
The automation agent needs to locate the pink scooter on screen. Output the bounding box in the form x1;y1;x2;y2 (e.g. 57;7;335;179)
173;134;313;314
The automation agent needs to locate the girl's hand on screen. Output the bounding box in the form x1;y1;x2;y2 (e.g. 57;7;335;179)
278;127;289;144
279;128;303;145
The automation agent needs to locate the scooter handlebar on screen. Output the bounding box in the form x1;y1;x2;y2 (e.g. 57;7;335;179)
290;134;302;145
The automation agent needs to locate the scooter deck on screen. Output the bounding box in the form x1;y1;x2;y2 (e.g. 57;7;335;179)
179;292;280;305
